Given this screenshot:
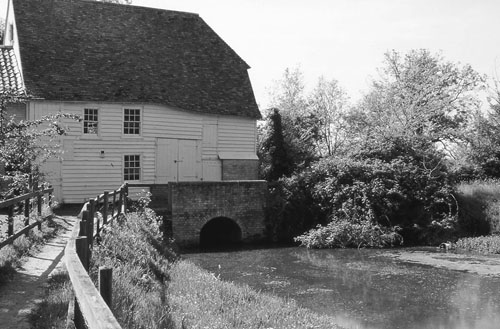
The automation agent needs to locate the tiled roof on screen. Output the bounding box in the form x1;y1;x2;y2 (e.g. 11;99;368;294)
0;46;24;94
12;0;260;119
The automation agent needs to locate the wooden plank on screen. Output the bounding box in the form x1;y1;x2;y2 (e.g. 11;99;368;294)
65;218;122;329
0;188;53;208
0;216;49;250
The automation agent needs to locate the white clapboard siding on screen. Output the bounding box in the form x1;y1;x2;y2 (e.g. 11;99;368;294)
218;117;257;153
30;101;257;202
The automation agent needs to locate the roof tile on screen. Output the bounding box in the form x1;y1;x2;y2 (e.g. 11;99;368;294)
12;0;260;118
0;46;24;94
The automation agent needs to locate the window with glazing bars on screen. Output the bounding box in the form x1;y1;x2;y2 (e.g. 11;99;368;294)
123;108;140;135
124;155;140;181
83;108;98;134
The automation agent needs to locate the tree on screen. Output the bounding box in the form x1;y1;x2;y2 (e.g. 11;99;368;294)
258;108;292;180
267;67;318;171
308;77;350;156
0;90;78;197
354;49;484;150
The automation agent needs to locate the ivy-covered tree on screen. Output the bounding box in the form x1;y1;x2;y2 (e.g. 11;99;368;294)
258;108;292;181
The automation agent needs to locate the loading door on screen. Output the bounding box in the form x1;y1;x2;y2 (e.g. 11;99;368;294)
156;138;199;182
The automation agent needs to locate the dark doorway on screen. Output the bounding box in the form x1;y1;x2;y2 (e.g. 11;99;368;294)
200;217;242;247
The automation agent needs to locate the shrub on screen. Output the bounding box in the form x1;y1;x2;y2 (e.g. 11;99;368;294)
295;217;403;249
266;154;458;245
455;235;500;254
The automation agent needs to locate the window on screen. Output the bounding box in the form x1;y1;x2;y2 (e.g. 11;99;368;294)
124;155;141;181
83;108;99;134
123;108;141;135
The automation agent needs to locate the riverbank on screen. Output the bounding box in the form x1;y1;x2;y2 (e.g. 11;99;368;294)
30;209;343;328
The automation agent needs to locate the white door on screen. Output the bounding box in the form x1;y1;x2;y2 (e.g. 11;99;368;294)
156;138;199;182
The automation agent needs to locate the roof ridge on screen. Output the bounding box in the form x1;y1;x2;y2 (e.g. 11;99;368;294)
67;0;200;17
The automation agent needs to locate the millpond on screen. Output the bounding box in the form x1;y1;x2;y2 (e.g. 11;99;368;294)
184;246;500;329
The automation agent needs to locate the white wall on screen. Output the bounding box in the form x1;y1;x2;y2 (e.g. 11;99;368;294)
31;101;257;203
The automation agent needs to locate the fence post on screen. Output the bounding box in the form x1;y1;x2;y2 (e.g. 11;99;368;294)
99;267;113;307
24;198;30;236
7;205;14;236
75;236;89;272
89;199;95;247
48;186;53;208
111;191;116;219
103;191;109;225
124;183;129;212
80;211;89;238
37;191;42;230
117;189;123;216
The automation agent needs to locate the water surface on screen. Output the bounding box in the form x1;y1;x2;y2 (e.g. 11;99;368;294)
184;247;500;329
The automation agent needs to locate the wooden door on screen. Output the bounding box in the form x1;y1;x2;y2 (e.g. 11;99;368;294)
156;138;198;182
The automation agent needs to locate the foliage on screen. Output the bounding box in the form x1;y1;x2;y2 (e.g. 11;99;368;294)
92;210;176;328
295;218;402;249
353;49;484;150
455;235;500;254
266;151;458;245
0;90;79;197
455;179;500;236
258;108;292;180
459;80;500;178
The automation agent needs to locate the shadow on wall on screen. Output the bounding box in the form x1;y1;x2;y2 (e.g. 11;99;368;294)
200;217;242;247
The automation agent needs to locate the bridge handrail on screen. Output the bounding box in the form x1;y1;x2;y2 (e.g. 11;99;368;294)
65;183;130;329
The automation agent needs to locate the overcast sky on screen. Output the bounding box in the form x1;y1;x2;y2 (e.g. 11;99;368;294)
3;0;500;108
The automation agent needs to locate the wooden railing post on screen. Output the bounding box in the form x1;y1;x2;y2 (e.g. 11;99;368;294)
123;183;129;213
24;198;30;236
111;191;116;219
99;267;113;307
37;191;42;230
80;211;89;238
117;189;123;216
89;199;95;247
48;186;53;208
103;192;109;225
7;205;14;236
75;236;89;272
37;193;42;216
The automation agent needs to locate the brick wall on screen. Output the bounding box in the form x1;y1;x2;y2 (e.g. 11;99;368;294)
169;180;267;246
221;159;259;180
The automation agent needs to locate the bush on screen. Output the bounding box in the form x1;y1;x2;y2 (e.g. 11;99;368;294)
266;148;459;245
455;235;500;254
295;217;402;249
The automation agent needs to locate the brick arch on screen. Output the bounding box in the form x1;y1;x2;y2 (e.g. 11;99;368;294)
169;181;267;246
200;216;242;247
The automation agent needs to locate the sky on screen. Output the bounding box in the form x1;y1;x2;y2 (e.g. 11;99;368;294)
3;0;500;109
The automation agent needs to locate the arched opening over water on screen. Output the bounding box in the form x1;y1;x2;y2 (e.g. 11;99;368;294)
200;217;242;247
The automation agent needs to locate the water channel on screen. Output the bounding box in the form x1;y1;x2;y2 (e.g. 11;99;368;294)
184;246;500;329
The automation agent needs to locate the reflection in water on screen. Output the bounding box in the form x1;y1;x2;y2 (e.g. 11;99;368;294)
184;247;500;329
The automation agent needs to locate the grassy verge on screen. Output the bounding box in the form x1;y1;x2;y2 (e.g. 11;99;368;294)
168;260;341;329
0;206;61;286
84;208;343;329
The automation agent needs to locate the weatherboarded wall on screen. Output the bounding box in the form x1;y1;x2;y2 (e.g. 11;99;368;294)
29;100;258;203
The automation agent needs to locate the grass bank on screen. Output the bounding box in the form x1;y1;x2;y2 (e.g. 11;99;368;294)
32;207;342;328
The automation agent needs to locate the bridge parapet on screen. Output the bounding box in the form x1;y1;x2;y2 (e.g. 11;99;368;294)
168;181;267;246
